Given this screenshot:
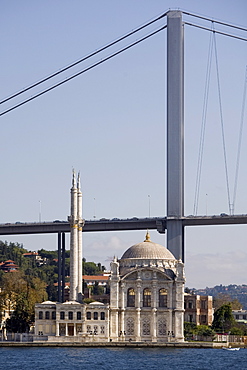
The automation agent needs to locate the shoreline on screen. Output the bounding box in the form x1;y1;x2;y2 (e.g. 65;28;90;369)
0;341;245;348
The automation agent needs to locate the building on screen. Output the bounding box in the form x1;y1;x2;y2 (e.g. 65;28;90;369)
23;252;46;266
0;260;18;272
232;309;247;324
34;172;185;342
184;294;213;326
109;232;185;342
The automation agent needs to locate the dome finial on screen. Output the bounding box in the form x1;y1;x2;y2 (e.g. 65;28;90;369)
144;230;151;242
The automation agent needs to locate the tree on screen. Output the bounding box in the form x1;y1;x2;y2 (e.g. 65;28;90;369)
196;325;215;337
83;261;100;275
184;322;197;339
212;303;235;333
213;293;242;310
1;271;47;333
92;282;104;296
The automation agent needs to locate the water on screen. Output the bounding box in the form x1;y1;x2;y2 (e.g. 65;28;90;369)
0;347;246;370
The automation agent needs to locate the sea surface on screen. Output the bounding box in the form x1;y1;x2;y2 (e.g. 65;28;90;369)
0;347;246;370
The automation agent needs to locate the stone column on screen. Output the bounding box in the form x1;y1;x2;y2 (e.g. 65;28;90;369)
152;279;157;342
120;282;125;338
82;305;86;335
136;280;141;341
56;322;59;336
65;323;68;336
152;308;157;342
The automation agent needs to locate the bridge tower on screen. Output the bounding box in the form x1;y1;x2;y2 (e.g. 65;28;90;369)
166;11;184;261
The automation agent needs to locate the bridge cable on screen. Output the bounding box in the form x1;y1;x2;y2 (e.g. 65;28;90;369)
0;26;166;117
0;12;167;106
232;66;247;213
183;11;247;33
213;28;232;214
184;22;247;42
193;24;214;215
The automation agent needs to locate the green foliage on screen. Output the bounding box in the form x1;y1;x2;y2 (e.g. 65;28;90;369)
92;282;104;295
184;322;197;339
230;327;243;335
38;249;58;260
83;298;95;304
196;325;215;337
83;261;105;275
184;322;215;340
0;241;30;276
184;323;214;336
1;271;47;333
212;303;235;333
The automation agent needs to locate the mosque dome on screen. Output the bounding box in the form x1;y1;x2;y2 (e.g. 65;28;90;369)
121;231;175;260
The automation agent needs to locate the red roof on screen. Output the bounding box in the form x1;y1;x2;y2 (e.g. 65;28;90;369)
54;275;109;287
83;275;109;282
23;252;38;256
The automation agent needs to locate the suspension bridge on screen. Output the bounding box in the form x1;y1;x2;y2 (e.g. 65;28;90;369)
0;10;246;262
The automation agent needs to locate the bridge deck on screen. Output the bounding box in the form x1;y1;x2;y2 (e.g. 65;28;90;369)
0;215;247;235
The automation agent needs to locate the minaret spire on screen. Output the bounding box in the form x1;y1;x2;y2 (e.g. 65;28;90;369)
69;169;78;301
77;171;83;302
72;168;77;188
69;170;84;302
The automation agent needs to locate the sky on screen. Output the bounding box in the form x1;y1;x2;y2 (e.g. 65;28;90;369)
1;0;247;289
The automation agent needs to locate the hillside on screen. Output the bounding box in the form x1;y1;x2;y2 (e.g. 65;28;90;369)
191;284;247;309
0;241;106;301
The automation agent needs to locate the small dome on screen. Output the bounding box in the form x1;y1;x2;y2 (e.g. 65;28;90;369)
121;231;175;260
41;301;55;305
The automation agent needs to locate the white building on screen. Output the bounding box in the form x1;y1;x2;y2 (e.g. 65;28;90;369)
34;173;185;342
232;309;247;324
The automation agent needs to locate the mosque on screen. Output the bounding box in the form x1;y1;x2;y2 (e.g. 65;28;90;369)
35;172;185;342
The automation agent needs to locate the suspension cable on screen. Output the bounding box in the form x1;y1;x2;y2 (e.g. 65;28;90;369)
232;66;247;212
0;12;167;105
0;26;166;117
184;22;247;42
182;11;247;32
213;29;232;214
193;25;214;215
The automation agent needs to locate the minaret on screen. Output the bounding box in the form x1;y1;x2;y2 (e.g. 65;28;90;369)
69;170;78;301
77;172;83;302
69;170;84;302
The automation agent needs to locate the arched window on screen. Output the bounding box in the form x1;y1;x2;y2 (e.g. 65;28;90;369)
127;288;135;307
60;311;65;320
45;311;50;320
143;288;151;307
68;311;73;320
39;311;43;319
159;288;168;307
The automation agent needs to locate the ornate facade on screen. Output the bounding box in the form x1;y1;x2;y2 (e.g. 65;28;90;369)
109;232;185;342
